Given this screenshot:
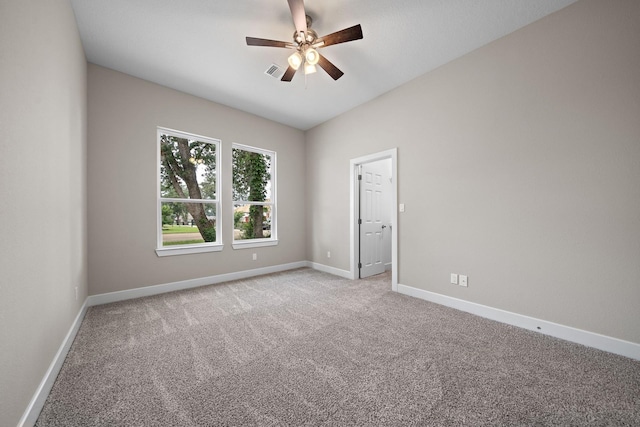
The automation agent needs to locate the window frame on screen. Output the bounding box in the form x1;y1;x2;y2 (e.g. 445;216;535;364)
155;127;223;257
232;143;277;250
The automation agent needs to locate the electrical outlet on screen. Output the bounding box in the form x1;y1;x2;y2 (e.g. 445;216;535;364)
459;275;468;287
450;274;458;285
327;251;331;258
252;253;257;261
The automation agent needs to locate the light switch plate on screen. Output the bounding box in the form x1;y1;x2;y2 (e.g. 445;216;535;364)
450;273;458;285
399;203;405;212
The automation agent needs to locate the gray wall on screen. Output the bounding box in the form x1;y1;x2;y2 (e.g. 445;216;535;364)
305;0;640;344
0;1;88;425
87;65;306;295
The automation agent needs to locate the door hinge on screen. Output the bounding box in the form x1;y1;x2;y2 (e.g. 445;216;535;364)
358;174;362;180
358;263;362;269
358;219;362;225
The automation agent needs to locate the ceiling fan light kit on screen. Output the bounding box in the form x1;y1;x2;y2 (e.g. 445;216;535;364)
304;63;317;75
288;51;303;70
246;0;363;82
305;48;319;65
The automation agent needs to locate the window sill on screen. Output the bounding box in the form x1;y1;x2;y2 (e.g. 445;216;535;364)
232;239;278;250
156;243;223;257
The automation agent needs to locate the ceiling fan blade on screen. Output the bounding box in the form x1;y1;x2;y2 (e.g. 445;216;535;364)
318;24;363;48
287;0;307;34
317;54;344;80
246;37;292;48
281;66;297;82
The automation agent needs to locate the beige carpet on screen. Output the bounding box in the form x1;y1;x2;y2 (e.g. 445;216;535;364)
37;268;639;426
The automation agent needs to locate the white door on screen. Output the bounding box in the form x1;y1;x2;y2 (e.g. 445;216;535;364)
359;161;388;278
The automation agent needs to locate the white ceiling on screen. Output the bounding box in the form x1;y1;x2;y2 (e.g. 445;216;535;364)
70;0;578;131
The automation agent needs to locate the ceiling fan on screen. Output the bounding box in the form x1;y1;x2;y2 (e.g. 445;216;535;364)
246;0;363;82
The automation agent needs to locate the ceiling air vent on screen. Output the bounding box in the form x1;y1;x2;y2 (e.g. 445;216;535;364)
264;64;285;79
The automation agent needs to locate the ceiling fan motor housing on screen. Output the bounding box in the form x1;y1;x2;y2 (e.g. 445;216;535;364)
294;28;318;46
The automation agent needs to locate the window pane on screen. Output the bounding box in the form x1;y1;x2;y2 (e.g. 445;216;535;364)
233;204;272;240
232;148;271;202
160;134;217;199
161;202;217;246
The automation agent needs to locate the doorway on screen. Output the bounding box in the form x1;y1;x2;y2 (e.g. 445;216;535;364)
350;149;398;291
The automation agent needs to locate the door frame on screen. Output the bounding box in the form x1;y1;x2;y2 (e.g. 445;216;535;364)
350;148;398;291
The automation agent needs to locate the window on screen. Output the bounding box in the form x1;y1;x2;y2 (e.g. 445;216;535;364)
156;128;221;256
232;144;277;248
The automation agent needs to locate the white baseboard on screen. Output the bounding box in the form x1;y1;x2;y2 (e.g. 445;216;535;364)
18;300;89;427
86;261;356;307
397;284;640;361
306;261;352;279
87;261;308;306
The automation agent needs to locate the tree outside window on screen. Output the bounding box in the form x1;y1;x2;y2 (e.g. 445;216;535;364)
158;129;220;249
232;144;275;243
